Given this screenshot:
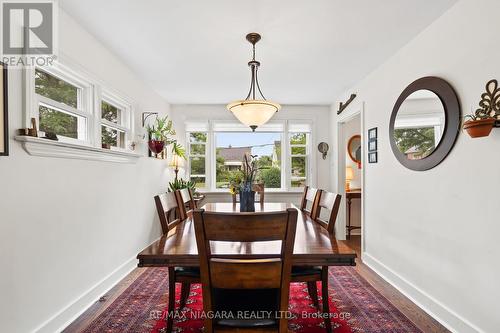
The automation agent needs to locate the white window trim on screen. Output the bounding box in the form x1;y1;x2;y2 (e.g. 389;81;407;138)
22;58;138;162
97;86;134;151
186;131;209;191
28;64;94;145
185;120;313;192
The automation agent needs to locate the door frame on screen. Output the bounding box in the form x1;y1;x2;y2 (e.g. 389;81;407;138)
335;102;365;255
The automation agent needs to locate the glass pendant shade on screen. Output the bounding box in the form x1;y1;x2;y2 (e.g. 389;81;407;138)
227;33;280;131
227;100;281;130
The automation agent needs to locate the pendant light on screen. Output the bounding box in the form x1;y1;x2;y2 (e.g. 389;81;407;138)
227;33;281;131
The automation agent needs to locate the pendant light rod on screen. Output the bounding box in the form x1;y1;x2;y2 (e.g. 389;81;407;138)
244;33;266;101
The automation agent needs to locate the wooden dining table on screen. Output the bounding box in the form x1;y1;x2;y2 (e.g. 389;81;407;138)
137;202;357;267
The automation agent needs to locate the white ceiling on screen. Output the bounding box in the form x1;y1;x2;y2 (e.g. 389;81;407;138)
60;0;457;105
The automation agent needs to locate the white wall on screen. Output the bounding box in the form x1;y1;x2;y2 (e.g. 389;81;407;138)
331;0;499;332
170;104;332;204
0;10;173;333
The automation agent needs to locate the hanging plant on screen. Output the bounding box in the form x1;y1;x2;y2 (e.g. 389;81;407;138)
463;79;499;138
146;116;176;154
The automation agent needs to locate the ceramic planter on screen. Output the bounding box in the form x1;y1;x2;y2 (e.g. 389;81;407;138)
463;118;495;138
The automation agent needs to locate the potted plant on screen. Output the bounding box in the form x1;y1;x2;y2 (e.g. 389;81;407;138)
146;116;176;155
168;178;198;196
101;134;113;149
463;79;499;138
230;154;259;212
463;113;495;138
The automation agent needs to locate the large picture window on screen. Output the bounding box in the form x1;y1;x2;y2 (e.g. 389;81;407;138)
215;132;282;189
186;121;311;191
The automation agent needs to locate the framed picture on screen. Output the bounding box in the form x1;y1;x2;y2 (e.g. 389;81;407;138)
368;140;377;152
0;62;8;156
368;127;377;141
368;152;378;163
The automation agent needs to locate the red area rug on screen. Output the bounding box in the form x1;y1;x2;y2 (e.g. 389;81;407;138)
80;267;422;333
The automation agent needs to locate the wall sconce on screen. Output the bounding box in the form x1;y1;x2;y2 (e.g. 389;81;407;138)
317;142;329;159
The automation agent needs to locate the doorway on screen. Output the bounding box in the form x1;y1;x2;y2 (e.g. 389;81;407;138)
336;105;365;255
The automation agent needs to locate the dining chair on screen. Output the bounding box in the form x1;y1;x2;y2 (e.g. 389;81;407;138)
291;187;340;333
154;192;181;235
299;186;321;217
155;191;200;333
175;188;196;221
231;182;265;205
193;208;298;333
313;190;342;234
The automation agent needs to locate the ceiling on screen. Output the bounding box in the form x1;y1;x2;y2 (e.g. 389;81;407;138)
60;0;457;105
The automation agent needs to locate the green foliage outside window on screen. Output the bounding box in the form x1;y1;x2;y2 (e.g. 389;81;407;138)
35;69;78;108
36;69;81;138
394;127;435;158
102;101;120;124
39;106;78;139
260;167;281;188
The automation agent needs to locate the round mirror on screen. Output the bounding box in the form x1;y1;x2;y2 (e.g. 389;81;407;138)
389;77;461;171
347;135;361;166
393;90;445;160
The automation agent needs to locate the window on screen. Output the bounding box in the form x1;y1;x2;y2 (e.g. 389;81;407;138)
290;132;308;188
101;99;128;149
35;68;88;142
186;121;311;191
188;132;207;188
215;132;282;189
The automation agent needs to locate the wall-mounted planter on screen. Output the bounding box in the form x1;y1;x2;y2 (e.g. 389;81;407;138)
464;79;500;138
463;118;495;138
148;140;165;154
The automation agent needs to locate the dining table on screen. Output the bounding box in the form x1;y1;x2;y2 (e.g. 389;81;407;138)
137;202;357;267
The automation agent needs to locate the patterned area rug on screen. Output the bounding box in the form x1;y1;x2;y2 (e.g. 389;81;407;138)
80;267;422;333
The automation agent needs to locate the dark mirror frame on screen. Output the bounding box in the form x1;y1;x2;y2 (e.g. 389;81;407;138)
389;77;460;171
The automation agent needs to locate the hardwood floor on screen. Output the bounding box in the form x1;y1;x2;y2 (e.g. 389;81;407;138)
65;236;450;332
344;236;450;333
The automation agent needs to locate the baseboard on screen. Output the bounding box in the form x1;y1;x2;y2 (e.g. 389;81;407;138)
33;256;138;333
362;252;483;333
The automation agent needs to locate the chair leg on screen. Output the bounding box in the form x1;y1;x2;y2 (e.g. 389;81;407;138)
179;282;190;309
166;267;176;333
321;267;332;333
307;281;320;309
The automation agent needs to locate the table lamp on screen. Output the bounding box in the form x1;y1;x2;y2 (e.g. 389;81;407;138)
345;166;354;192
169;154;182;181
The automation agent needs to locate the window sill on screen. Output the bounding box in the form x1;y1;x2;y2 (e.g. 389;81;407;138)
15;136;141;164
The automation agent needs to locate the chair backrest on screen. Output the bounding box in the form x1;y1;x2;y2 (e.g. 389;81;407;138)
313;190;342;233
300;186;320;216
193;208;297;333
154;192;181;235
231;183;265;205
175;188;195;220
